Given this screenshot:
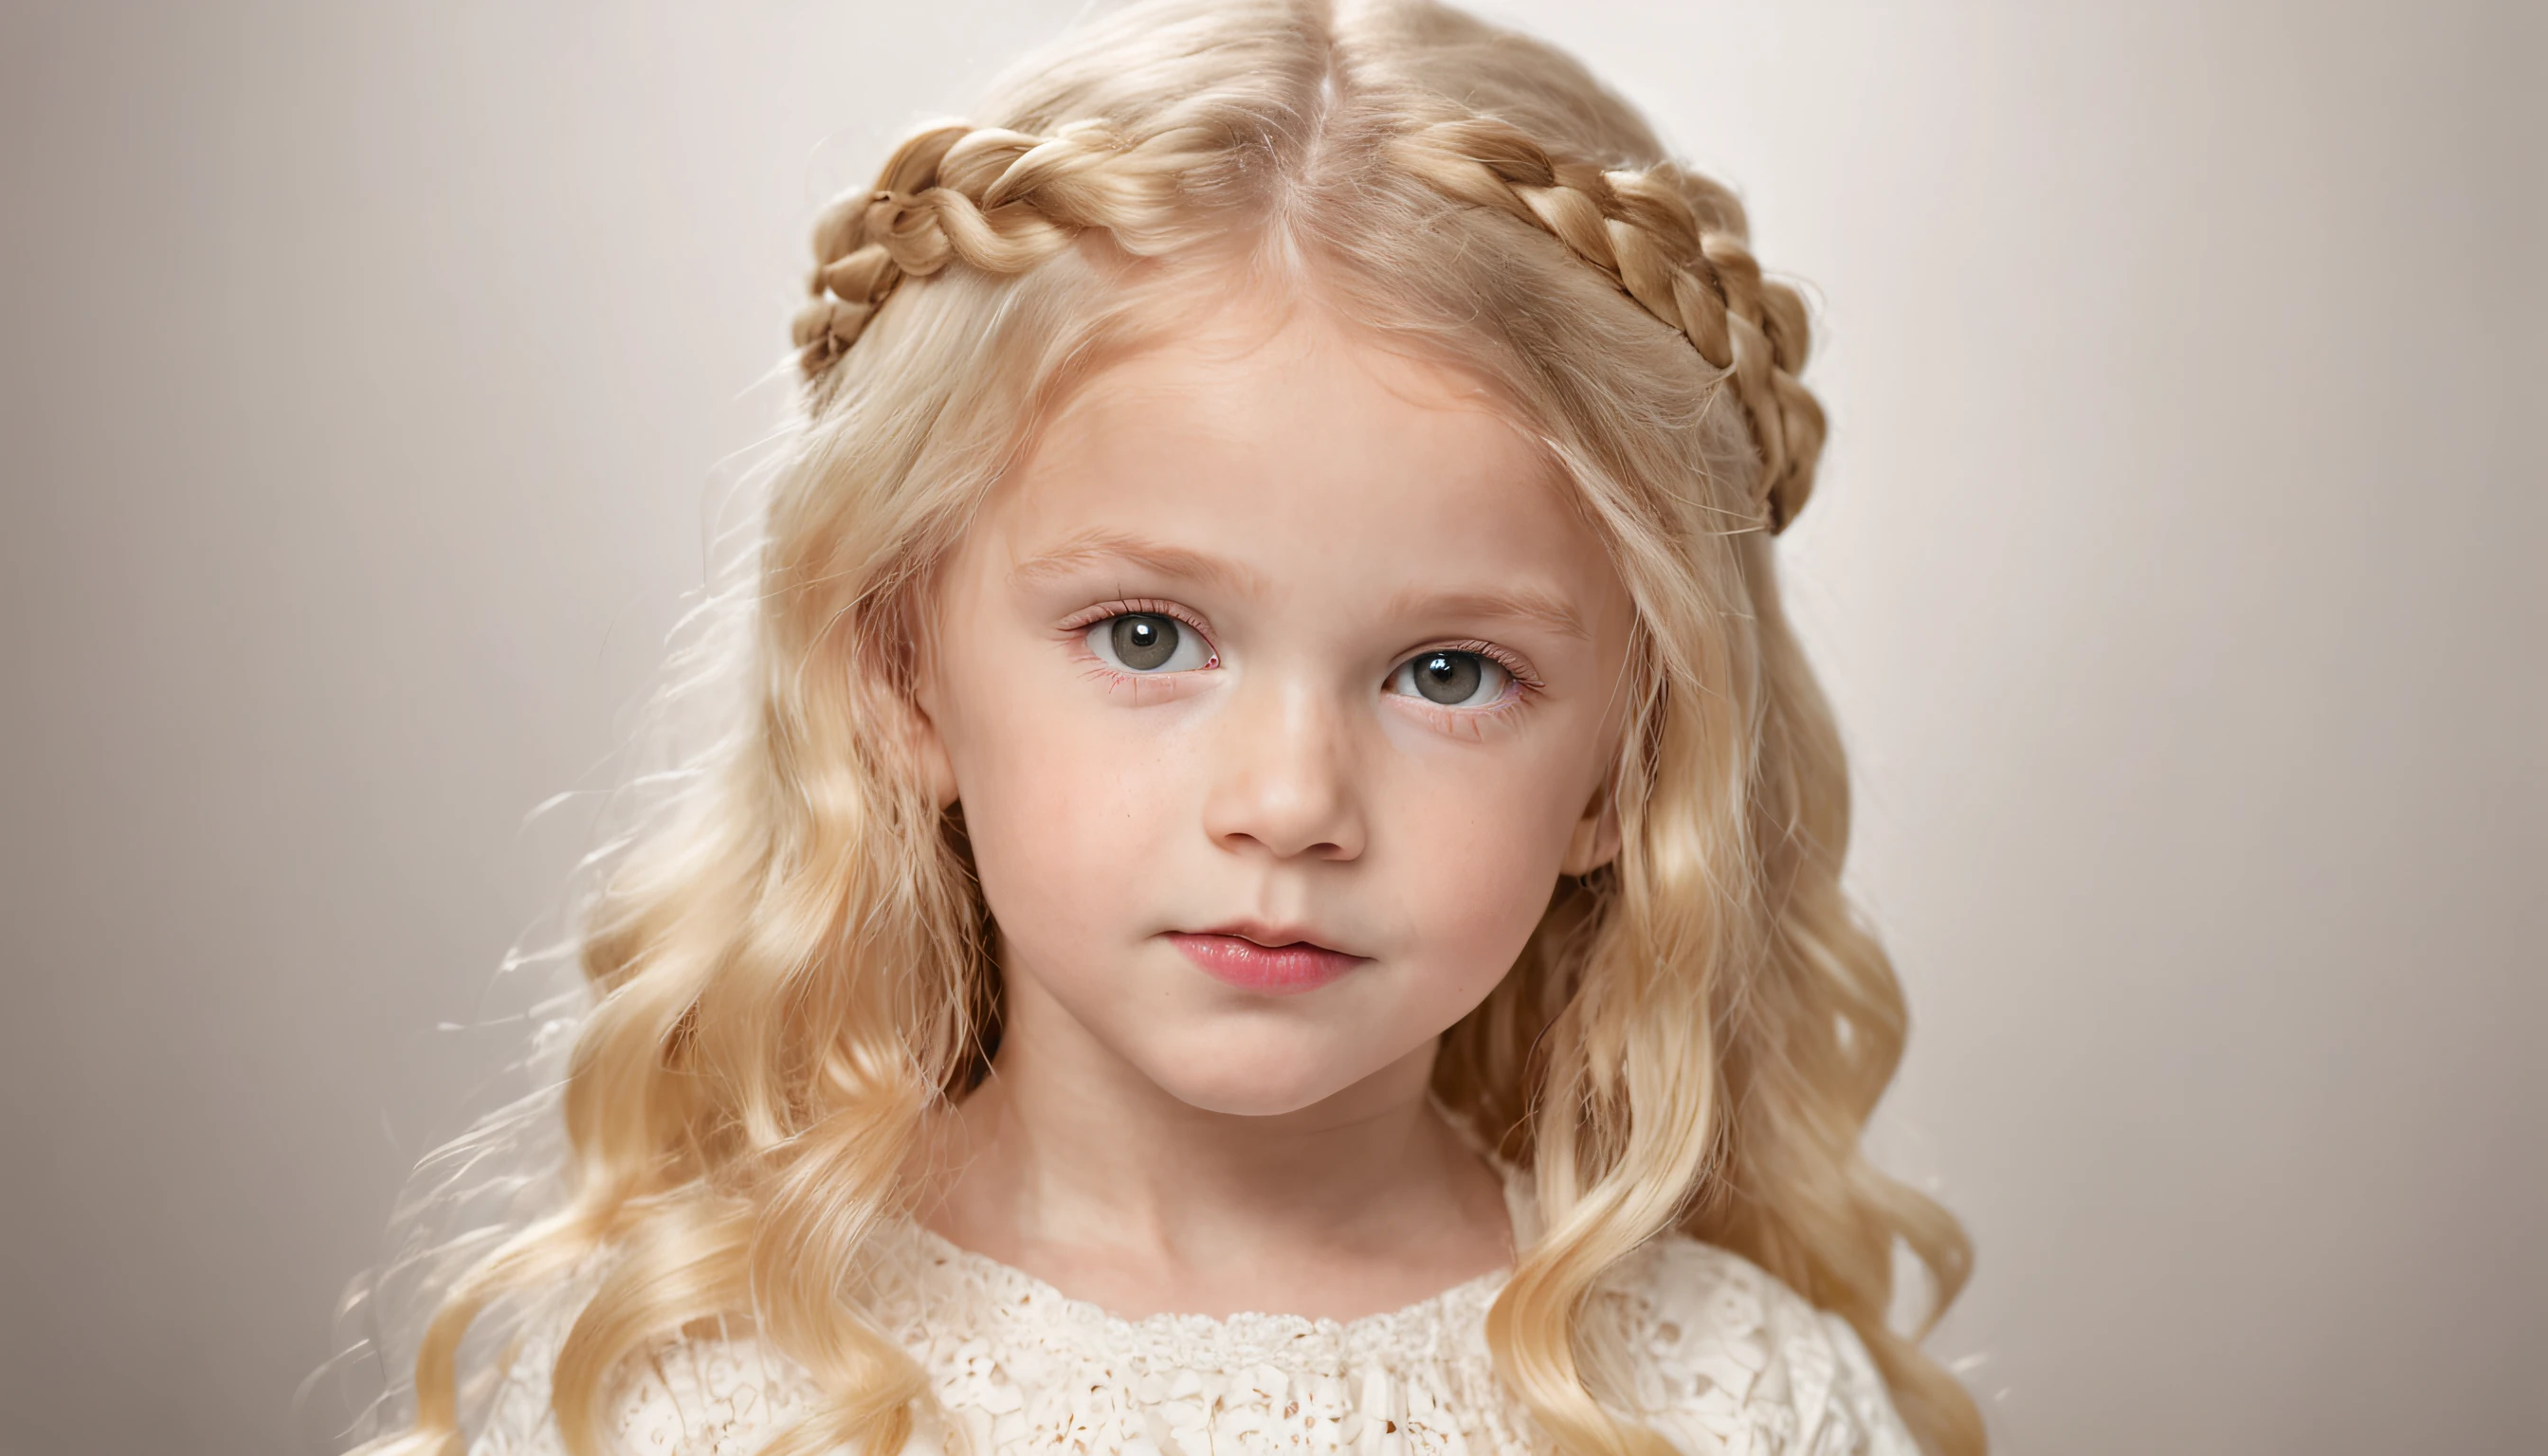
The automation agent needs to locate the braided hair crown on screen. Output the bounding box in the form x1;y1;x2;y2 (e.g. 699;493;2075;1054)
792;60;1826;534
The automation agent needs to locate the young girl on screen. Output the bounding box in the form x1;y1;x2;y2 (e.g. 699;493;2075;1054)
355;0;1980;1451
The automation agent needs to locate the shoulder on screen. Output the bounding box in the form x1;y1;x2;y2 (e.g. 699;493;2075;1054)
470;1329;820;1456
1594;1234;1924;1456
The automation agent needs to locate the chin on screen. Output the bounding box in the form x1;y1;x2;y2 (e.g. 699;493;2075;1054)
1137;1034;1376;1118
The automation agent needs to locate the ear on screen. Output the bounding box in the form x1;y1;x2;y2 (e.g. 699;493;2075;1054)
1558;779;1621;877
905;663;961;810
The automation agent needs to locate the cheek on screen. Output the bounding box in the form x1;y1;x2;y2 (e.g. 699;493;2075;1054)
1375;751;1584;994
945;675;1190;952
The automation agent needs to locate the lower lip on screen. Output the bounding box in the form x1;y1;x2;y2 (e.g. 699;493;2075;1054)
1167;933;1366;994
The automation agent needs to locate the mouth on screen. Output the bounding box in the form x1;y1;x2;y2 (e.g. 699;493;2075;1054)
1165;923;1368;995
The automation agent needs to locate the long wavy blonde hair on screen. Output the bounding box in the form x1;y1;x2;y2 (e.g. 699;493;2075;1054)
354;1;1980;1453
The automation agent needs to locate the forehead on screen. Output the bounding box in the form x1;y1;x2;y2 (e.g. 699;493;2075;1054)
982;297;1613;598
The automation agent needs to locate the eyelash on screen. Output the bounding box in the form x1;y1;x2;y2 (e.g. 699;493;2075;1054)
1056;602;1542;723
1058;598;1219;648
1060;599;1222;696
1390;639;1538;737
1412;639;1541;694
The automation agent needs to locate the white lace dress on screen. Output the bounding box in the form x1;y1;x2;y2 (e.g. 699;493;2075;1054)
472;1177;1918;1456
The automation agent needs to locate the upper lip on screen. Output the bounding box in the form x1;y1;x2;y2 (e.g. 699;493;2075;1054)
1186;920;1361;956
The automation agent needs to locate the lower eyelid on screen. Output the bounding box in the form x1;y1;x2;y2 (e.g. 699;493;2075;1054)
1399;696;1523;740
1084;662;1218;708
1386;687;1528;725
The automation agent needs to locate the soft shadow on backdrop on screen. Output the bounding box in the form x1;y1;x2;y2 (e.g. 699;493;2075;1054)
0;3;2538;1454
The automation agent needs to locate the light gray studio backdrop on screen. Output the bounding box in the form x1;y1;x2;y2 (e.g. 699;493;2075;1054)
2;1;2539;1452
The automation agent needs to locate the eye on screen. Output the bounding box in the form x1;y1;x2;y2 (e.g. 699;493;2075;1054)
1388;649;1511;708
1086;612;1214;674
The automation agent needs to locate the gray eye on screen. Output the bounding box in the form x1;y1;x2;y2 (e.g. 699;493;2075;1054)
1412;651;1480;703
1086;612;1212;674
1391;649;1508;707
1112;614;1178;670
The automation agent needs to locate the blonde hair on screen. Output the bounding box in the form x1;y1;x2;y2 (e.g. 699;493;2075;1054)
355;1;1979;1452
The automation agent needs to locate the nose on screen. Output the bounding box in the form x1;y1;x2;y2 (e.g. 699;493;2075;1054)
1200;672;1366;863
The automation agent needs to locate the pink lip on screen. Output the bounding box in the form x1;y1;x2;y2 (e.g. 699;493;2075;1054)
1167;928;1367;995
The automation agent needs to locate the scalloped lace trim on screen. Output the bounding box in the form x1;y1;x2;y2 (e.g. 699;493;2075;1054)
893;1216;1517;1364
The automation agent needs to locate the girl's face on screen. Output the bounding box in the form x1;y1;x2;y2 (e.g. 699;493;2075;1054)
915;295;1636;1116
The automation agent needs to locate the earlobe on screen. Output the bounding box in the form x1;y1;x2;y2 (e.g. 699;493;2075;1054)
1558;784;1621;877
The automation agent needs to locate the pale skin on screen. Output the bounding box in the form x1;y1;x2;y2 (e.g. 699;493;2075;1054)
907;290;1637;1323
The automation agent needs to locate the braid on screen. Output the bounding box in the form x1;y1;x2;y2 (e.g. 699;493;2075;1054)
1387;118;1826;533
791;119;1203;376
794;113;1827;533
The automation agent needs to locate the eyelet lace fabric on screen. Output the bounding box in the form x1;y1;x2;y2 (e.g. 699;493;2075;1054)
473;1191;1918;1456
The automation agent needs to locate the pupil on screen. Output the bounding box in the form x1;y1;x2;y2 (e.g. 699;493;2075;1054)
1111;614;1179;671
1415;651;1482;704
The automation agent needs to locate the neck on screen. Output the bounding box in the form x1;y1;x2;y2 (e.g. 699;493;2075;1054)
910;957;1515;1320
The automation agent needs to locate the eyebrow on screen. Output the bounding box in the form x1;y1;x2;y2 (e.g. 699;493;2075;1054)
1010;531;1269;595
1010;530;1592;642
1383;585;1594;643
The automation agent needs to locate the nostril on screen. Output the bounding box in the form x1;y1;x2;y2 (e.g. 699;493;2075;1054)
1205;797;1364;863
1197;707;1368;861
